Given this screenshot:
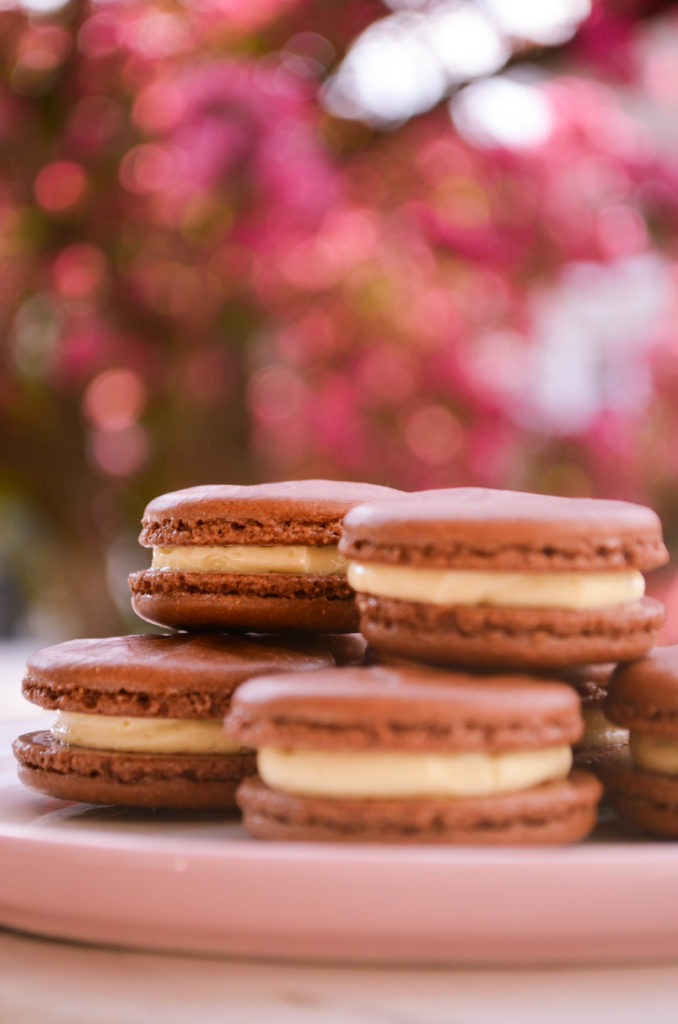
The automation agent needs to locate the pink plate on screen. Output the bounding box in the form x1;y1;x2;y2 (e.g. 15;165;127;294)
1;718;677;965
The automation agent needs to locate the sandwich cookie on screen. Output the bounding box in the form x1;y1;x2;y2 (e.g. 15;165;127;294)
226;665;602;843
557;664;628;773
340;488;667;669
14;633;333;809
604;645;678;837
129;481;401;633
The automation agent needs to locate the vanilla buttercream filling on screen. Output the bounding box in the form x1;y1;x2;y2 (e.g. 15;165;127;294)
51;711;244;755
257;745;572;798
576;708;629;751
630;733;678;775
152;545;347;575
347;562;645;610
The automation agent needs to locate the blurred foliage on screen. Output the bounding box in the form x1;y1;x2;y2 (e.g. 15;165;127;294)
2;0;678;635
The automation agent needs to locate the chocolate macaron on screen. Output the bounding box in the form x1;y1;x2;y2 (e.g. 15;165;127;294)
14;633;333;809
340;488;667;669
604;645;678;837
129;481;400;633
226;664;602;844
557;664;628;773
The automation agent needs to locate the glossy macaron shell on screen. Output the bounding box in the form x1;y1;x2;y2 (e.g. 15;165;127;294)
605;645;678;738
22;633;335;717
139;480;403;547
554;663;616;709
340;489;668;571
226;664;584;753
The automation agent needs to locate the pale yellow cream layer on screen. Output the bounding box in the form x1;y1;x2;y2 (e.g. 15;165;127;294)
576;708;629;750
630;733;678;775
51;711;243;755
257;745;572;798
347;562;645;610
152;545;347;575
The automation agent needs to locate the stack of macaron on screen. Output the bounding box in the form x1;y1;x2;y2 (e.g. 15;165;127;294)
227;487;670;842
13;481;400;810
13;480;676;843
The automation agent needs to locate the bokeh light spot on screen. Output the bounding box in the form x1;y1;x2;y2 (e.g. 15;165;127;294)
119;144;177;194
35;161;87;214
404;404;462;464
90;424;149;477
452;77;553;149
53;244;107;300
84;369;146;430
132;81;187;134
248;365;305;422
597;203;647;257
78;14;119;58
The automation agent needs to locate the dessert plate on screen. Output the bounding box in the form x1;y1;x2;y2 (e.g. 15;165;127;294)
1;719;676;965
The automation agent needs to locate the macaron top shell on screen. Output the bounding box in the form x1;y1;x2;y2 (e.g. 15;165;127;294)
23;634;334;718
551;663;616;708
606;645;678;738
226;664;583;753
340;488;668;571
139;480;402;548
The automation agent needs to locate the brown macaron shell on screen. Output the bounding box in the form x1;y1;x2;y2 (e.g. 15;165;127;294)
340;489;668;571
605;645;678;739
227;665;601;844
340;489;667;668
354;595;663;670
558;663;616;709
22;634;334;717
14;732;254;810
237;773;600;844
131;480;401;633
129;573;357;632
15;634;334;810
603;646;678;836
601;759;678;838
225;664;585;754
542;664;626;775
138;480;401;547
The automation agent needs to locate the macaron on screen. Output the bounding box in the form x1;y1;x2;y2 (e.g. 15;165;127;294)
129;480;401;633
340;488;667;669
604;645;678;837
13;633;334;809
557;664;628;773
226;664;602;844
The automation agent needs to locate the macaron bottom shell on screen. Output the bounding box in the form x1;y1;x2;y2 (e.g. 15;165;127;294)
603;759;678;838
355;594;665;669
236;772;602;845
129;570;359;633
13;731;256;810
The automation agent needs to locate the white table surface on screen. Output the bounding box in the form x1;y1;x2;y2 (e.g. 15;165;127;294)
2;640;678;1023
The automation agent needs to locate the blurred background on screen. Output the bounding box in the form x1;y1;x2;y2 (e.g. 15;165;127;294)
2;0;678;644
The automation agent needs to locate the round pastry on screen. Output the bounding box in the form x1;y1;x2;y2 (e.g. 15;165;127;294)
14;633;333;809
604;645;678;837
226;664;602;844
129;480;401;633
340;488;667;669
557;663;628;773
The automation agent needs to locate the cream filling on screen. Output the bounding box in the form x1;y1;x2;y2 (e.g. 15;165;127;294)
51;711;243;755
347;562;645;609
257;745;572;798
630;733;678;775
576;708;629;751
152;544;347;575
